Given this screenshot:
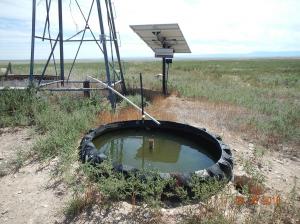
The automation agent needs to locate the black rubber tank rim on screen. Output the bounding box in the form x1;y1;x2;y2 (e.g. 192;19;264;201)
79;120;233;183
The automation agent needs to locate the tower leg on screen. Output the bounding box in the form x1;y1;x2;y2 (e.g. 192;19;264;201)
58;0;64;86
107;0;127;94
29;0;36;84
96;0;115;108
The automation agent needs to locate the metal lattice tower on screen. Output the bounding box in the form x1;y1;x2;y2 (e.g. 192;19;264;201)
29;0;127;107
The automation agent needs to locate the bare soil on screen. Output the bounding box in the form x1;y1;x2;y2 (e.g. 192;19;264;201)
0;95;299;223
0;128;69;224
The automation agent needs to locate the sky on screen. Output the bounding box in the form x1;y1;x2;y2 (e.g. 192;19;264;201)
0;0;300;60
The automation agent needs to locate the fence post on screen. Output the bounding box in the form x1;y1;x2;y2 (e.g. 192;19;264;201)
83;80;90;98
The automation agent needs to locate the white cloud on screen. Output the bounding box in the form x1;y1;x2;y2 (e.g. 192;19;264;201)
114;0;300;55
0;0;299;59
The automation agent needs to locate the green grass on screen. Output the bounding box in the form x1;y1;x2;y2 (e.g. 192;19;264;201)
0;89;105;175
3;59;298;148
0;88;44;127
126;59;300;148
34;96;102;174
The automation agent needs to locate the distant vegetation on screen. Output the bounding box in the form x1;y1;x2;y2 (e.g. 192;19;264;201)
1;59;299;150
126;59;300;150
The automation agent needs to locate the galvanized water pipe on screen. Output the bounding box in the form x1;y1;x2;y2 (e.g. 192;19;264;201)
89;76;161;125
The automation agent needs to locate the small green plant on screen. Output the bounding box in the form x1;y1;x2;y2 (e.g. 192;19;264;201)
254;146;266;158
190;176;226;202
117;94;149;110
0;149;31;176
13;150;26;171
243;160;265;185
184;211;233;224
65;196;88;217
65;185;99;217
126;206;163;224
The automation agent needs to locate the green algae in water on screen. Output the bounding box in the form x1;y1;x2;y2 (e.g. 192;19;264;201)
93;129;217;173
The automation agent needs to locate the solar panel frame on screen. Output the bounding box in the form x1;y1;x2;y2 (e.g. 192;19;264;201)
130;23;191;54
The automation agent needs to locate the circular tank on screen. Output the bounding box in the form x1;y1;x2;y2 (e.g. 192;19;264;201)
79;120;233;182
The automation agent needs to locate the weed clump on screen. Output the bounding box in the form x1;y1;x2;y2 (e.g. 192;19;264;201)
80;160;226;208
0;89;103;176
32;94;103;175
0;88;46;127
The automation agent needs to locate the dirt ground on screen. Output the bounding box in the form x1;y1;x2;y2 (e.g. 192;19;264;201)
0;128;69;224
0;96;299;223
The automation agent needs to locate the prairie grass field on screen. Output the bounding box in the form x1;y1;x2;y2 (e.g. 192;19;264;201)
127;59;300;150
2;59;299;151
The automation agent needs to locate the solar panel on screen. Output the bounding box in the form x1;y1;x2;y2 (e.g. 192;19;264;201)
130;23;191;54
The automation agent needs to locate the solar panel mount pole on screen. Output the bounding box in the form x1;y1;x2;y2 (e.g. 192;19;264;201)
162;57;167;95
58;0;64;86
140;73;144;118
29;0;36;84
96;0;115;109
